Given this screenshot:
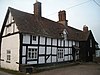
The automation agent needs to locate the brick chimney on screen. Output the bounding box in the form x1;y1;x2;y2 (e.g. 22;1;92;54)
34;1;42;17
58;10;68;26
83;25;88;32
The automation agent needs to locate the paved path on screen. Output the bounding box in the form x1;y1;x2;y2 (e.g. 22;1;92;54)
32;63;100;75
0;71;13;75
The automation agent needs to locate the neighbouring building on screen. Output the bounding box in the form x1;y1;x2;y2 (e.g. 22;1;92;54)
0;1;98;72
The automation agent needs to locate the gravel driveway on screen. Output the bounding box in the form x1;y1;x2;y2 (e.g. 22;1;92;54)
32;63;100;75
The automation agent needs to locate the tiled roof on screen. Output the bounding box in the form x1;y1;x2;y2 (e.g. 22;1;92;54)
8;7;90;41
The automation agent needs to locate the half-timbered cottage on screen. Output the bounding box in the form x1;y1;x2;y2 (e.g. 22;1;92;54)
0;1;98;72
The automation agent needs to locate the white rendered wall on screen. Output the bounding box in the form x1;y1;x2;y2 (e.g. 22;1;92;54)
1;34;20;71
52;39;57;46
3;12;19;36
40;36;45;44
23;34;30;44
47;38;51;45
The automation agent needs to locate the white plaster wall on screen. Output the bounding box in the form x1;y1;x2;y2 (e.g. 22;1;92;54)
40;36;45;44
52;47;57;54
52;39;57;46
39;46;45;54
47;47;51;54
69;48;72;54
23;34;30;44
65;56;69;61
13;23;19;32
47;56;51;63
32;36;38;44
3;23;19;36
65;48;69;54
39;57;45;64
3;12;19;36
73;41;75;45
22;57;26;64
47;38;51;45
58;39;60;46
28;46;37;49
52;56;56;62
68;56;70;61
69;41;72;47
22;46;26;56
6;12;12;25
27;61;37;64
65;40;68;47
1;34;20;71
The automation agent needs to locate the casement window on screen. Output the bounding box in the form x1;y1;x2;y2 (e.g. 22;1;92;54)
90;39;92;47
6;50;11;62
32;36;36;41
57;49;64;59
27;48;37;60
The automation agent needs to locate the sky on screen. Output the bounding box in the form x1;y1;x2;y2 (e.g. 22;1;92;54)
0;0;100;47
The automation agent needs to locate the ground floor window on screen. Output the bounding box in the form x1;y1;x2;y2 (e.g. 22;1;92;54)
57;48;64;59
27;48;38;60
6;50;11;62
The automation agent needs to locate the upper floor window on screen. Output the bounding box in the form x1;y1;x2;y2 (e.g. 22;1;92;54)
90;39;92;47
27;48;37;60
32;36;36;41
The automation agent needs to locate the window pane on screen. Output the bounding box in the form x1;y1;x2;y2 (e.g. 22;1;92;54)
58;49;64;59
33;36;36;41
28;48;37;59
7;50;11;61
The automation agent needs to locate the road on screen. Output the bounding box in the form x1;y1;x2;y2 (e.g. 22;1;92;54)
32;63;100;75
0;71;13;75
0;63;100;75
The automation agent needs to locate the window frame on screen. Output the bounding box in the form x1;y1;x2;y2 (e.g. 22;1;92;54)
27;48;38;60
6;50;11;62
32;36;36;41
57;48;64;59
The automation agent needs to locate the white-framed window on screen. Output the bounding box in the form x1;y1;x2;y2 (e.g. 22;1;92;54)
27;48;38;60
57;49;64;59
32;36;36;41
6;50;11;62
90;39;92;47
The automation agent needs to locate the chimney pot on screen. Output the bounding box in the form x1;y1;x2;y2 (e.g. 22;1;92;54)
58;10;66;21
83;25;88;32
58;10;68;26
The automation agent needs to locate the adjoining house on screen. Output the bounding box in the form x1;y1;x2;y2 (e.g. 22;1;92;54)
0;1;98;72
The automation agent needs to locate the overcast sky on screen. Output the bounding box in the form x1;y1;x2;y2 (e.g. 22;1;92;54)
0;0;100;46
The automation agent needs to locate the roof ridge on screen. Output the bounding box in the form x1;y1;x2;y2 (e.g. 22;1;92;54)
8;7;33;15
67;26;82;32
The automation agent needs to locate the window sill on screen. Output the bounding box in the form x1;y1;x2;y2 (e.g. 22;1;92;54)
6;61;11;63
